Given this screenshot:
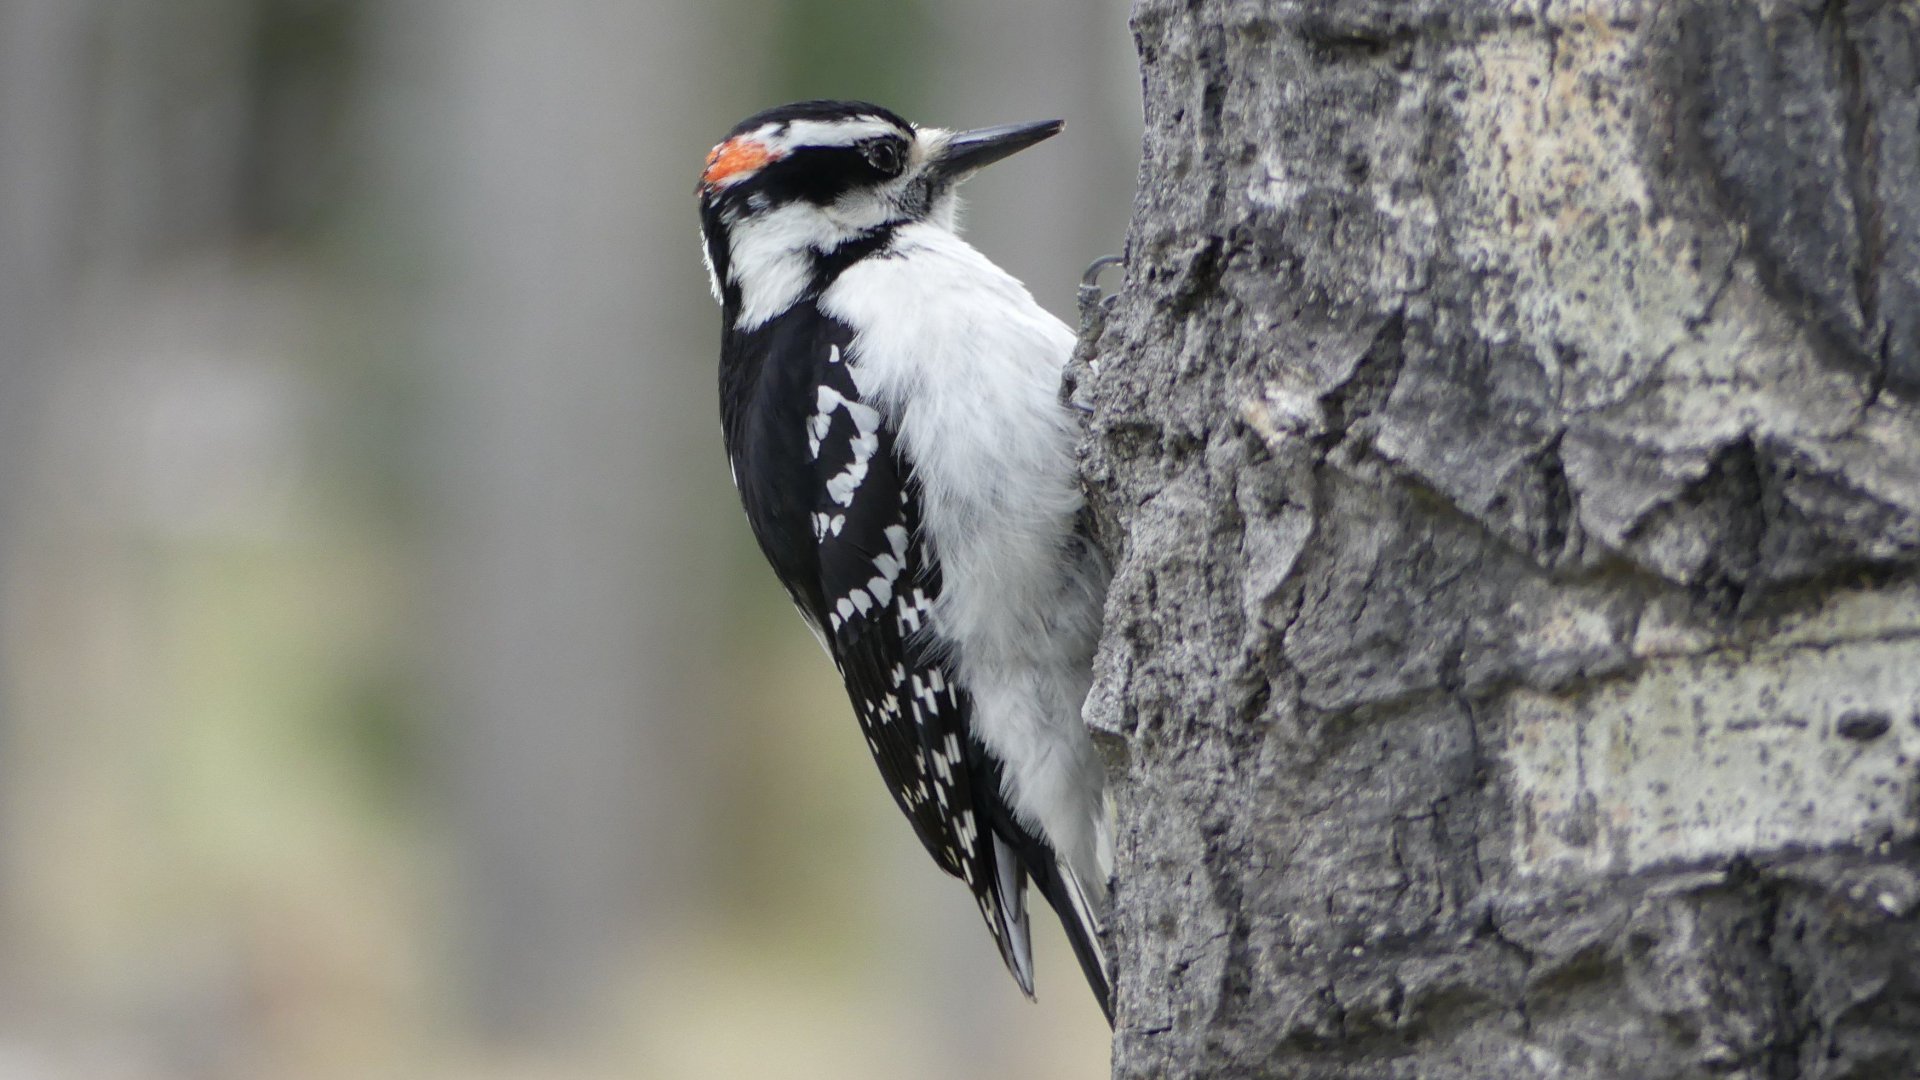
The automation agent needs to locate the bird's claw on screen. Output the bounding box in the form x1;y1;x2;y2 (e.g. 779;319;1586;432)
1081;254;1124;291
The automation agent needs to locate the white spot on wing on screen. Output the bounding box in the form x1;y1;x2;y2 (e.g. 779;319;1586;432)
807;413;831;459
812;385;884;506
824;461;866;506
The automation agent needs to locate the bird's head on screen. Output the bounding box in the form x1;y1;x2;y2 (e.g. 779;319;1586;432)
697;100;1062;327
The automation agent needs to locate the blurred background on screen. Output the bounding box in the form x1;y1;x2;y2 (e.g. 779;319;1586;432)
0;1;1140;1078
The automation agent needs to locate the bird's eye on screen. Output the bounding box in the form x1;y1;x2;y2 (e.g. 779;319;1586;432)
862;138;906;176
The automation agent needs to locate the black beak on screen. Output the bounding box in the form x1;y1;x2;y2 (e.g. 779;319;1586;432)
930;119;1064;183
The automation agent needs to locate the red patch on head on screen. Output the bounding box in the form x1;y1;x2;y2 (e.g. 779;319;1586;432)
702;137;780;189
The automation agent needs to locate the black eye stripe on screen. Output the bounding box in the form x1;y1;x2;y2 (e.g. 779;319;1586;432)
704;131;912;213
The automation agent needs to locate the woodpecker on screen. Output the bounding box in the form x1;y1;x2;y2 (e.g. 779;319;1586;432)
697;100;1113;1019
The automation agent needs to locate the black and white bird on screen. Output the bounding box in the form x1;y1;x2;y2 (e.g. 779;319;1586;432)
697;100;1113;1019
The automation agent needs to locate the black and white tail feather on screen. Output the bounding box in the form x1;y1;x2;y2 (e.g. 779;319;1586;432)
699;100;1113;1021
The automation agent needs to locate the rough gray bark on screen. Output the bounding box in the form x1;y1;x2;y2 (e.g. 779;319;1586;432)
1082;2;1920;1077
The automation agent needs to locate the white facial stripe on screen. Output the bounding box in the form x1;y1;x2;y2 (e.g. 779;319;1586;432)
723;175;919;330
756;117;905;154
725;200;839;329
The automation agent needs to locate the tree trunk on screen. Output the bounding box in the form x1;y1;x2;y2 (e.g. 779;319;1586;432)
1085;2;1920;1077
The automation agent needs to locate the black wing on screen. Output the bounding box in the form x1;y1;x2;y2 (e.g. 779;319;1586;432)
801;335;1038;991
720;305;1035;992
